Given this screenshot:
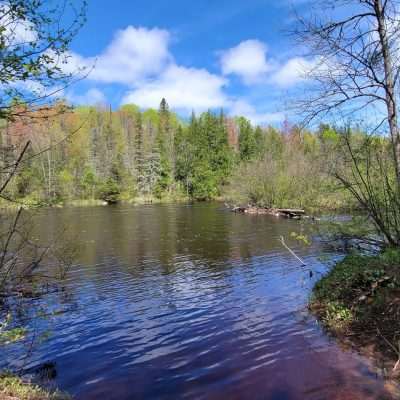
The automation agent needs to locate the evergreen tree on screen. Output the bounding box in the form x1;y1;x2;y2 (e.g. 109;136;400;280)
238;117;257;161
254;126;265;159
182;111;233;200
134;112;144;191
142;148;161;197
174;125;193;196
156;98;173;194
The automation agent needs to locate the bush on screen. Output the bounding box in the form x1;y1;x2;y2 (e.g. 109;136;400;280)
98;179;120;204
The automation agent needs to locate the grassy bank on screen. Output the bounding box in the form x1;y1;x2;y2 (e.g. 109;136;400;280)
61;194;192;207
0;373;69;400
0;193;193;209
310;250;400;377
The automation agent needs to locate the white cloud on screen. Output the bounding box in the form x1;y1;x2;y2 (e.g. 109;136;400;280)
7;21;36;44
68;88;106;105
62;27;308;120
15;80;45;94
228;100;284;125
8;79;65;100
65;26;172;84
122;64;228;112
271;57;315;87
218;40;316;90
220;40;270;84
2;4;37;45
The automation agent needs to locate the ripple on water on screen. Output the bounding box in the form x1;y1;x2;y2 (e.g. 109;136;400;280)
1;204;395;400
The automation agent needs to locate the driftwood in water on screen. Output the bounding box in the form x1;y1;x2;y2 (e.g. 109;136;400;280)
279;236;307;265
230;205;306;219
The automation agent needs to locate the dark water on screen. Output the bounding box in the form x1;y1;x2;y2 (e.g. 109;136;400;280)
1;203;395;399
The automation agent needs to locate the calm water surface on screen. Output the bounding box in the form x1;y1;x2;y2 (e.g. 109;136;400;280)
1;203;395;399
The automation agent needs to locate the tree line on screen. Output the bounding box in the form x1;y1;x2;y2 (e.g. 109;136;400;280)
1;99;236;203
0;98;372;211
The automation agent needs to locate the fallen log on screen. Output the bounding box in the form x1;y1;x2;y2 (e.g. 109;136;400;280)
230;205;306;219
277;208;305;215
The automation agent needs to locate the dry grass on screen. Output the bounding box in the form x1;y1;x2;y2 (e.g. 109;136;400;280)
0;373;70;400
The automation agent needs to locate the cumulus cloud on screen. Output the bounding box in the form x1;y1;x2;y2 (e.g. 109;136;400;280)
219;40;316;89
228;100;284;125
68;88;106;105
220;40;270;84
270;57;316;87
122;64;228;112
66;26;172;84
8;79;65;101
64;26;311;120
64;25;229;113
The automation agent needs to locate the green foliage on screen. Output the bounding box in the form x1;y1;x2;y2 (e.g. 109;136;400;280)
172;110;234;199
290;232;311;246
57;170;74;200
238;117;257;161
225;124;358;211
80;167;98;198
318;123;339;144
98;178;120;204
155;99;173;196
0;312;26;345
190;161;219;200
2;101;383;212
311;250;400;332
313;254;374;301
0;327;26;345
15;167;37;197
323;301;353;328
380;248;400;265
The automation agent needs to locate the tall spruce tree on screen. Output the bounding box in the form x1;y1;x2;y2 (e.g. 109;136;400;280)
238;117;257;161
156;98;173;194
134;112;145;192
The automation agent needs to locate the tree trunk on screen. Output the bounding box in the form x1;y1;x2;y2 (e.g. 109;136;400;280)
374;0;400;188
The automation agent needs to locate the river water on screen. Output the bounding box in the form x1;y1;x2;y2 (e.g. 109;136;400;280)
0;203;395;399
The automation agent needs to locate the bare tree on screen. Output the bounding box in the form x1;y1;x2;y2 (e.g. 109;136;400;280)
333;129;400;246
295;0;400;246
0;1;86;307
0;0;87;120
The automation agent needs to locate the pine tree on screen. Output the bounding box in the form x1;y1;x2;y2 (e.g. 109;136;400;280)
183;111;233;200
142;148;161;197
156;98;173;194
134;112;144;192
174;125;194;196
238;117;257;161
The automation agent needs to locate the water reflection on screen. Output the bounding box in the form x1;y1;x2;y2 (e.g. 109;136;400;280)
0;203;395;399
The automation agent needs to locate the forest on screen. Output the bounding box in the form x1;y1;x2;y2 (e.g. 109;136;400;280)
1;98;356;211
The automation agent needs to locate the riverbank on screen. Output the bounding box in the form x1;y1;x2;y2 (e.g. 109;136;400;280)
310;250;400;383
0;194;193;209
0;373;69;400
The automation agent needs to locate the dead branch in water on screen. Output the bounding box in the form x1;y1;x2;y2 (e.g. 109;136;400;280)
279;236;307;266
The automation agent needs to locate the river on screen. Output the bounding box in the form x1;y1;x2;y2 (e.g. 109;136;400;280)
0;203;394;399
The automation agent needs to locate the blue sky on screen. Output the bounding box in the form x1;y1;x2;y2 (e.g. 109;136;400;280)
65;0;312;124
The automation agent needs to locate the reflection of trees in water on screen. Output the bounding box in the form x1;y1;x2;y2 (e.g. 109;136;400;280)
25;203;324;323
9;204;394;400
32;204;317;282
